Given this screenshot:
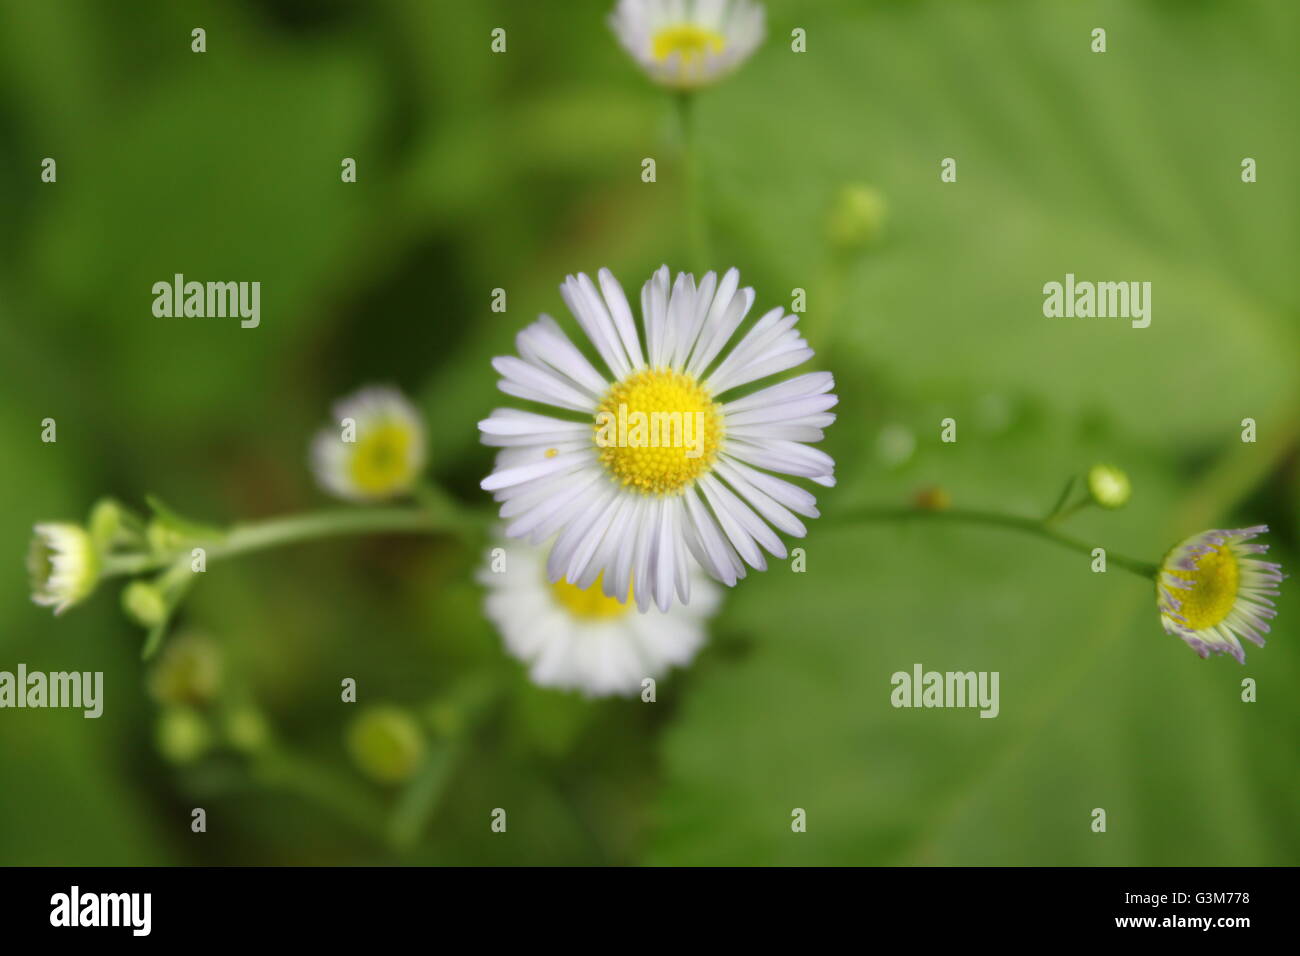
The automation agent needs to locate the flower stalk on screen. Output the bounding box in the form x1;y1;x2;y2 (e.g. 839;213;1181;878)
674;92;710;274
102;506;469;580
842;504;1160;579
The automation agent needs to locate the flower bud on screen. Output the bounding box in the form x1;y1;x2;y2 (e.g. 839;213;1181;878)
89;499;124;550
148;633;223;707
826;184;887;250
346;705;426;785
224;705;270;754
122;580;168;629
156;706;211;764
1087;464;1131;509
146;519;187;555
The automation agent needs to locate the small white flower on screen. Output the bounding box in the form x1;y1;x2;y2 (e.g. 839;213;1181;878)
1157;525;1284;663
28;523;100;614
479;265;836;612
609;0;765;90
480;538;718;697
311;386;427;502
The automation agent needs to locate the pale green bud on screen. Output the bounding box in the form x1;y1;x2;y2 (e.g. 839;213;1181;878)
146;519;187;555
224;705;271;754
156;706;211;764
89;499;124;550
346;706;426;785
148;633;223;706
1087;464;1132;510
826;184;887;249
122;580;168;629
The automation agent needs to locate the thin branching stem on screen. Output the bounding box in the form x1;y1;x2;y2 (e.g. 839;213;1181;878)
842;505;1160;579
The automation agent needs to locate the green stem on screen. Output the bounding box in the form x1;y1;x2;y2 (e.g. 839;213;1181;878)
675;91;710;273
842;506;1160;579
1045;495;1093;526
102;507;457;578
1042;475;1077;521
253;747;390;843
386;740;464;851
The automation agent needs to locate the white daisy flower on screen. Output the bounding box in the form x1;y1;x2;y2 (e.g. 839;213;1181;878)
478;265;837;612
310;386;427;502
480;537;718;697
609;0;766;90
27;522;100;615
1157;525;1285;663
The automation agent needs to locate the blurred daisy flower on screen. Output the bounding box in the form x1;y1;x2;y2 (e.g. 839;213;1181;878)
480;539;718;697
1157;525;1284;663
311;386;427;502
27;522;100;615
609;0;765;90
479;265;836;611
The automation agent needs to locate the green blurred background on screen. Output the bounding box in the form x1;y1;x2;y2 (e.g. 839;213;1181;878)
1;0;1297;865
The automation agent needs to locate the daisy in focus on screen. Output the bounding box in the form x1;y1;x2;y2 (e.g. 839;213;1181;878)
479;265;836;612
480;538;719;697
1157;525;1284;663
27;522;100;615
311;386;427;502
609;0;765;90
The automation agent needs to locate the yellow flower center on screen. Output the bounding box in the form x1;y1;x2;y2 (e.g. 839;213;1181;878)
551;574;632;619
349;422;415;495
1167;544;1240;630
594;368;724;496
651;24;726;64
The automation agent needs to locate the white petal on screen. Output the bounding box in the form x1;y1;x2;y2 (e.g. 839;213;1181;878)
597;268;646;370
653;497;677;612
516;315;609;396
705;307;791;387
673;270;716;371
709;344;814;396
723;371;835;414
481;448;595;491
503;468;603;538
493;356;596;412
682;485;744;585
687;270;753;376
729;422;828;443
479;408;588;437
718;455;821;517
724;436;835;481
547;483;619;581
723;392;838;427
640;265;673;369
697;474;769;569
564;489;626;584
631;497;660;612
714;458;807;537
561;273;632;380
607;496;649;602
574;492;637;589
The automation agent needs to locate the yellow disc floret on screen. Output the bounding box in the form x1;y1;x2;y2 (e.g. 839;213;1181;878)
652;24;726;64
349;422;416;495
1165;544;1240;630
551;573;632;619
594;368;724;496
